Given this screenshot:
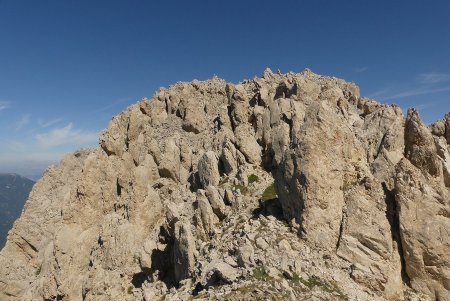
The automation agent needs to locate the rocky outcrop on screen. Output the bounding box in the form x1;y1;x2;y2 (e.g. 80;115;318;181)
198;151;220;188
395;159;450;300
396;109;450;300
0;69;448;301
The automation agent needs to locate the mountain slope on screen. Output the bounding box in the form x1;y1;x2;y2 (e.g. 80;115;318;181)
0;69;448;301
0;173;35;248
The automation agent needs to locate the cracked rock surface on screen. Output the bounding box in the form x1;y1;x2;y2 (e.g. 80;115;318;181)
0;69;449;301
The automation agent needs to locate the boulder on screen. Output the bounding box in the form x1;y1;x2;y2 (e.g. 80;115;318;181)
198;151;220;188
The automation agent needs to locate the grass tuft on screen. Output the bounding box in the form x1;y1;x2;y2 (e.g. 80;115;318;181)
248;174;259;184
253;266;272;281
219;176;229;186
262;183;277;201
291;272;301;282
297;276;347;299
233;184;249;195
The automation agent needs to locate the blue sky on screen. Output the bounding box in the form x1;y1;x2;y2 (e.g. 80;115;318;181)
1;0;450;177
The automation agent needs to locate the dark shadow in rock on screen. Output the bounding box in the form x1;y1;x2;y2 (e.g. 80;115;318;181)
188;172;201;192
157;227;176;285
116;178;122;196
205;270;233;288
251;197;284;221
139;225;177;289
192;282;204;296
131;272;148;289
213;116;222;132
249;94;258;107
382;182;410;285
281;114;293;143
274;81;298;99
218;157;226;177
227;105;236;132
259;146;276;171
275;82;289;99
148;245;174;284
290;82;298;96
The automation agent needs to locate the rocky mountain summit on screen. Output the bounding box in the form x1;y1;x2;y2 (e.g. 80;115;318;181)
0;69;449;301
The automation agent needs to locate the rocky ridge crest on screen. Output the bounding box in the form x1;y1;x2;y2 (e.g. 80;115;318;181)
0;69;449;301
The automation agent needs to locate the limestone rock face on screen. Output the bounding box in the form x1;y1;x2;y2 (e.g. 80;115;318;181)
395;159;450;301
405;109;441;177
172;221;195;283
198;151;220;188
0;69;448;301
395;110;450;300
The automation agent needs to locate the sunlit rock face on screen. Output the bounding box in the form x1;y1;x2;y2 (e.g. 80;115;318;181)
0;69;448;301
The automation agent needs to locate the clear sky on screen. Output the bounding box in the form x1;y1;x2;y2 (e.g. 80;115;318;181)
1;0;450;177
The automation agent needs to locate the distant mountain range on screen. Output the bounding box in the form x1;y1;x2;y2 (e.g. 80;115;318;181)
0;173;35;249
